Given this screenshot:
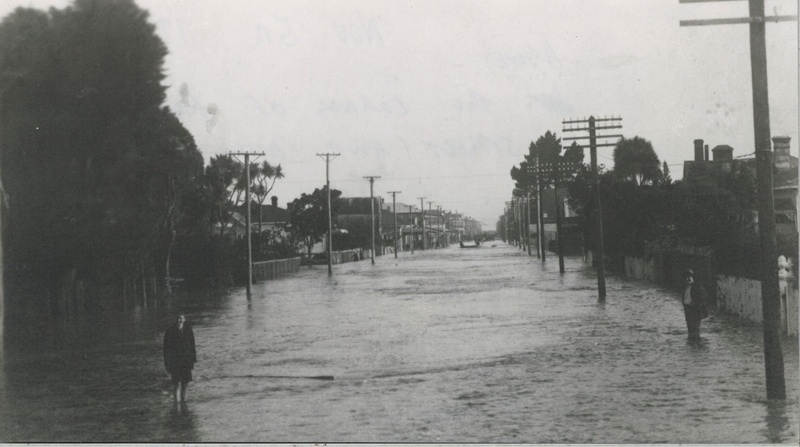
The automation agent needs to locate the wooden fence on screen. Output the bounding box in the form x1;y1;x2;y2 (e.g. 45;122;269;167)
252;257;302;282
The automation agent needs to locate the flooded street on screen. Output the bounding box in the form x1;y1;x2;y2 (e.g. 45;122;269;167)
1;242;798;443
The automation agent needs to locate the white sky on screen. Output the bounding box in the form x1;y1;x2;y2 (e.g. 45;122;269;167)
2;0;798;228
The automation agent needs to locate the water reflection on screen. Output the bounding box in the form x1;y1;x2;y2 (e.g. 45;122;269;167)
686;336;710;352
763;400;791;443
164;401;198;442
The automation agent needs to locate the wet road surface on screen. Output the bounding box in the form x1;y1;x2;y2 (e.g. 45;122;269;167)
1;242;797;442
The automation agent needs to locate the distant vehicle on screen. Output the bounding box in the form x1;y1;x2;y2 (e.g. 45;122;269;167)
460;241;480;249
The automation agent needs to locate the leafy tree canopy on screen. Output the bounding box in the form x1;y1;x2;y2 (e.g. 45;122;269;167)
612;136;662;186
511;131;584;196
0;0;202;299
289;186;342;257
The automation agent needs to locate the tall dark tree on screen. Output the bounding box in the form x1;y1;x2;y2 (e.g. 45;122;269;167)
0;0;202;309
612;136;662;186
289;186;341;260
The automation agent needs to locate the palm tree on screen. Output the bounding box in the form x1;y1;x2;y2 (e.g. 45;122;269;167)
206;154;243;238
252;161;284;235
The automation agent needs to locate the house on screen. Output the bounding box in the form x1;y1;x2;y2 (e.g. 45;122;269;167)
379;201;455;250
216;196;291;240
248;196;291;236
334;197;384;251
683;137;798;236
380;201;421;250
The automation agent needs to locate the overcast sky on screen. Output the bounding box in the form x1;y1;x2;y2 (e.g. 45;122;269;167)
2;0;798;227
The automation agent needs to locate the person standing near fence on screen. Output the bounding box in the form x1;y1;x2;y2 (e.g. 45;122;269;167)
682;269;708;341
163;313;197;402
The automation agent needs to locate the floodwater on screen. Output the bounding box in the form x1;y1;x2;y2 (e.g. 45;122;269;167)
0;242;797;443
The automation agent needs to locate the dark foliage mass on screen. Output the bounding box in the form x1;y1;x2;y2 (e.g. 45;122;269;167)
1;0;204;309
289;186;342;259
509;131;780;280
0;0;290;312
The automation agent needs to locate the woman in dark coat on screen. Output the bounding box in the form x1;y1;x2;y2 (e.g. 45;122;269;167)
163;313;196;402
682;269;709;341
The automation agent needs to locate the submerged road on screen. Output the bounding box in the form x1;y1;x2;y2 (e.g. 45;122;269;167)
0;242;797;442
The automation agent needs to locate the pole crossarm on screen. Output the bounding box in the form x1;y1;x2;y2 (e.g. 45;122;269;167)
680;0;797;26
535;162;581;182
563;134;623;141
563;125;622;132
680;0;795;3
680;15;796;26
562;116;621;124
229;151;266;156
562;142;618;150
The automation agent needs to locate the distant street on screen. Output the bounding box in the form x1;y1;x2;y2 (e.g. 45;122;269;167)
1;242;797;443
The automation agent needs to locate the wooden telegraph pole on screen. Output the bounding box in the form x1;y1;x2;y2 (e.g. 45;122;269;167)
418;197;427;250
517;197;524;251
504;202;511;244
680;0;795;401
388;191;401;258
427;201;435;248
317;153;340;277
535;162;579;274
526;192;533;256
527;158;546;262
230;151;265;298
363;176;380;265
563;116;622;301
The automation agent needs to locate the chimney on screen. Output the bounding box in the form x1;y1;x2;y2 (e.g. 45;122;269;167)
694;139;704;162
773;136;791;169
704;144;709;161
712;145;733;161
271;196;278;207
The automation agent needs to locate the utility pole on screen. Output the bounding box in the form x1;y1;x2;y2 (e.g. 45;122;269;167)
363;176;380;265
680;0;794;401
535;159;545;262
504;202;510;243
418;197;427;250
536;185;543;259
527;158;546;261
517;197;524;250
388;191;401;259
526;192;532;256
230;151;265;298
409;204;415;254
536;162;578;274
513;198;520;247
563;116;621;300
317;153;340;277
437;206;442;247
427;201;434;248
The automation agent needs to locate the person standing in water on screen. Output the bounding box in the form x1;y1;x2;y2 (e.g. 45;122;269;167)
682;269;708;341
163;313;197;402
